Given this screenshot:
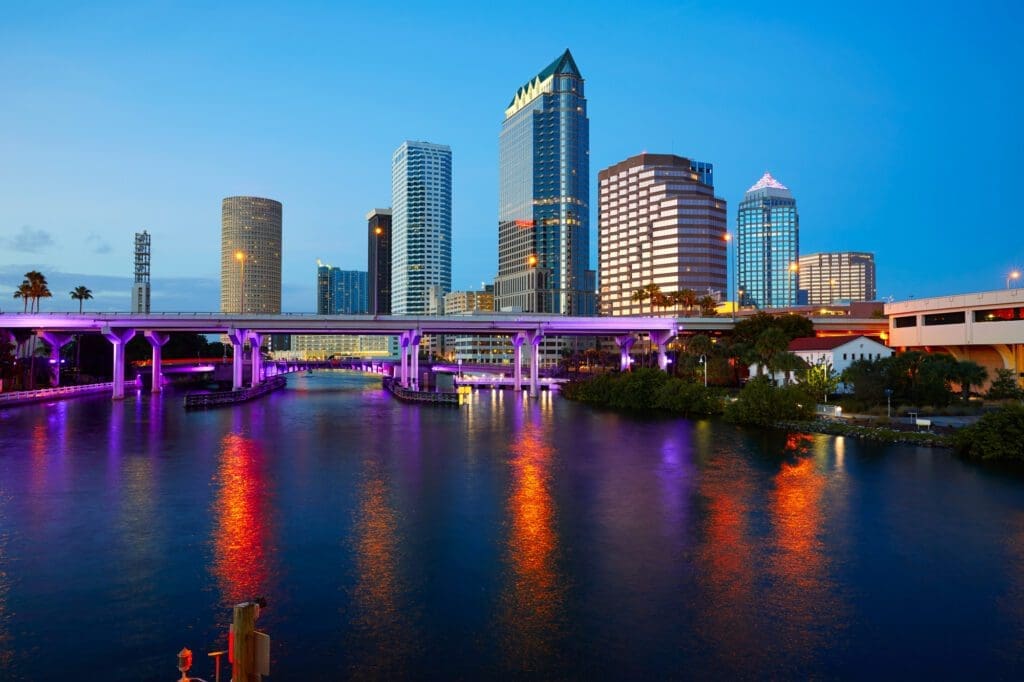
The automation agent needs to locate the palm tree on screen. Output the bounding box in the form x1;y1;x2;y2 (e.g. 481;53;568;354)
951;360;988;401
698;295;717;317
631;287;649;316
70;286;93;313
772;351;807;387
678;288;698;317
13;282;32;313
753;327;790;378
24;271;51;312
631;283;662;315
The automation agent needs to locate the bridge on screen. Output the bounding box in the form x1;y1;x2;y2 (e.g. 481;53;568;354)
0;312;886;400
886;289;1024;386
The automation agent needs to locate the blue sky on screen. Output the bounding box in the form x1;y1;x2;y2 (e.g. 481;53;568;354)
1;1;1021;312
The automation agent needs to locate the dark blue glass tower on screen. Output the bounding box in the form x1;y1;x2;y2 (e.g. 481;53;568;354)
737;172;799;309
495;49;595;315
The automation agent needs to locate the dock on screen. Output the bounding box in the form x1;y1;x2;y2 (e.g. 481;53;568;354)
184;375;287;410
383;376;462;406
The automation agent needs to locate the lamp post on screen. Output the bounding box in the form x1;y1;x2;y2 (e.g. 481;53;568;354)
724;232;735;320
885;388;893;418
788;262;799;308
235;251;246;313
1008;270;1021;289
699;353;707;387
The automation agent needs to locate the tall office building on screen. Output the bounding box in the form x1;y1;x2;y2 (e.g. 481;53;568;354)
316;262;368;314
221;196;282;314
598;154;727;315
391;141;452;315
736;172;799;309
495;49;595;315
131;230;151;313
798;252;877;305
367;208;392;315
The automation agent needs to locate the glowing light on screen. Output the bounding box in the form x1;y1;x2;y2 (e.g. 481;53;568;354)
788;262;799;273
374;227;383;235
747;171;789;192
527;255;538;267
234;251;245;262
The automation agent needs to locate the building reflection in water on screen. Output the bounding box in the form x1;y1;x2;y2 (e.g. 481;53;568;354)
211;432;273;607
348;457;416;677
768;454;842;662
0;456;10;669
696;451;762;672
500;406;564;671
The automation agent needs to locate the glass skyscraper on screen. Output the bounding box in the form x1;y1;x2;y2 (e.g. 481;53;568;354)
495;49;595;315
737;172;799;309
366;208;392;315
316;262;367;315
391;141;452;315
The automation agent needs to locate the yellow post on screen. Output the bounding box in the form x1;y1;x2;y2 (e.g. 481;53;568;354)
231;602;258;682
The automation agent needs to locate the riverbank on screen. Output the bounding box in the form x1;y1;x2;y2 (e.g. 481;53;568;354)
774;418;952;448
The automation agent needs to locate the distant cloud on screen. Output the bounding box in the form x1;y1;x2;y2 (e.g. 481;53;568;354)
86;233;113;255
4;225;54;253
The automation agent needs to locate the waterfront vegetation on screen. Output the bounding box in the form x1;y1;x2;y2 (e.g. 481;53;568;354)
953;404;1024;462
560;368;724;417
723;376;815;426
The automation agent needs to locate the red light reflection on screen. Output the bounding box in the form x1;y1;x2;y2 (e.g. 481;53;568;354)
211;433;272;606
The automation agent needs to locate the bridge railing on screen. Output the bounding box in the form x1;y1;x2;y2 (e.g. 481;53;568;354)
0;382;115;405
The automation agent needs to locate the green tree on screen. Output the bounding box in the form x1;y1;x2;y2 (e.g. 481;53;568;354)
70;285;93;313
698;295;718;317
13;282;32;312
725;376;815;426
753;327;790;377
678;288;698;316
732;311;814;344
986;368;1022;400
953;404;1024;462
802;362;840;403
772;351;808;386
950;360;988;401
23;271;52;312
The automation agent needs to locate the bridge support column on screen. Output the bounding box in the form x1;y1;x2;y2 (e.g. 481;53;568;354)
399;332;411;388
143;331;169;393
102;327;136;400
528;330;543;398
228;328;248;391
248;332;263;386
512;332;527;392
410;331;421;390
649;328;677;372
614;335;636;372
38;331;73;387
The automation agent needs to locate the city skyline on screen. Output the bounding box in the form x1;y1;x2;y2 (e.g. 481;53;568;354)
1;2;1022;312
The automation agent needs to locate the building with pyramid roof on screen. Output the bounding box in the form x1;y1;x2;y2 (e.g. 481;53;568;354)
736;171;800;308
495;49;595;319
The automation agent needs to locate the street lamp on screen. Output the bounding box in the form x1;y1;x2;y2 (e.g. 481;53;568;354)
788;262;799;308
235;251;246;313
1008;270;1021;289
724;232;735;320
699;353;707;387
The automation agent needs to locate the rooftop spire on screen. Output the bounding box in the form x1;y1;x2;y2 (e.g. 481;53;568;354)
747;171;788;192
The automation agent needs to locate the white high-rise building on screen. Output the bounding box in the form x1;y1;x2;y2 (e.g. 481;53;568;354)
391;141;452;315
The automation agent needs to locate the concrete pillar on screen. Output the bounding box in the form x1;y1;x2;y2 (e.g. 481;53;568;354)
614;334;636;372
248;332;263;386
512;332;527;392
143;331;170;393
102;327;136;400
399;332;410;388
528;330;543;398
227;328;248;390
649;328;677;372
410;331;421;390
38;331;73;387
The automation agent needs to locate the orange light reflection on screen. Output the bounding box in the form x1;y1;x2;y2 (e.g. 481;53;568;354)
211;433;271;606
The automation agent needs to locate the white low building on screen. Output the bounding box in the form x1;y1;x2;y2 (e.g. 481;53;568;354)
751;335;893;392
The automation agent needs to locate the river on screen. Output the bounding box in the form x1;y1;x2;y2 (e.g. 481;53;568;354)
0;371;1021;679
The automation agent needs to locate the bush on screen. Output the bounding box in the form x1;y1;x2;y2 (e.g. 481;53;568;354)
562;368;723;416
724;376;815;426
953;404;1024;462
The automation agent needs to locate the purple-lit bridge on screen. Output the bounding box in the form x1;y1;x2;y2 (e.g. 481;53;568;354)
0;312;886;400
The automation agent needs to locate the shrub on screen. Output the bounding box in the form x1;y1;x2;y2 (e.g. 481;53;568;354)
953;404;1024;462
724;376;815;426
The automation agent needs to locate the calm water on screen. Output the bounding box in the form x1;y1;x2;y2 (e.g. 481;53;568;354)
0;372;1022;680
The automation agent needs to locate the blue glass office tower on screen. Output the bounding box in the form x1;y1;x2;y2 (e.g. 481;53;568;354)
495;49;595;315
392;141;452;315
317;262;368;314
737;172;799;308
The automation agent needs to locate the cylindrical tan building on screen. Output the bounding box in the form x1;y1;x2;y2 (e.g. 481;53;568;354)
220;196;282;313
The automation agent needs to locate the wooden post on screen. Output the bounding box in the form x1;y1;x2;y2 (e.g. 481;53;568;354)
231;602;258;682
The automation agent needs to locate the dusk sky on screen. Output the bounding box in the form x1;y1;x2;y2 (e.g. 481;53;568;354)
1;1;1021;312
